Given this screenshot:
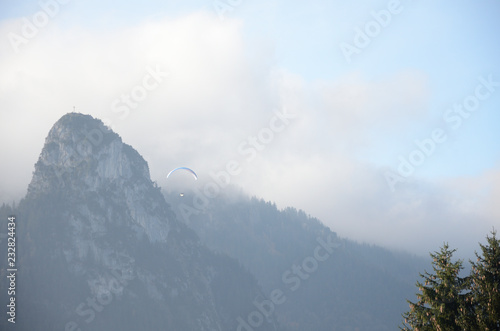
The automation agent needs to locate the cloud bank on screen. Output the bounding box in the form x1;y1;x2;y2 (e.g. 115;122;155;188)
0;9;498;258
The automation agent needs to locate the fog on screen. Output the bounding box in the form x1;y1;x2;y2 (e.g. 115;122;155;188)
1;0;499;258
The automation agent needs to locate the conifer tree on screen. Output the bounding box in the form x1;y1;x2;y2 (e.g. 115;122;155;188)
470;230;500;330
400;243;469;330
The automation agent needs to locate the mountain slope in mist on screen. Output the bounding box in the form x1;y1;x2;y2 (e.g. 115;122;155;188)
0;113;282;331
166;191;429;331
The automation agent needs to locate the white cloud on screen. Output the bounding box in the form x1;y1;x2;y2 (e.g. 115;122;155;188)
0;9;497;259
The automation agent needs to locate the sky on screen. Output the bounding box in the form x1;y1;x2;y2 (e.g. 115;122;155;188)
1;0;499;258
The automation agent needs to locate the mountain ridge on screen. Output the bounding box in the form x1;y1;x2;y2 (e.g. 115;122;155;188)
166;191;428;330
0;112;429;331
0;112;282;331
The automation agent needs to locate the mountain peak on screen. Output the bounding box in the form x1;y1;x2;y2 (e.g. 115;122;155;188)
28;112;150;197
2;113;276;331
46;112;116;149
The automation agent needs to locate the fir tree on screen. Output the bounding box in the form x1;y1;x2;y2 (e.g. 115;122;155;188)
401;243;469;331
470;230;500;330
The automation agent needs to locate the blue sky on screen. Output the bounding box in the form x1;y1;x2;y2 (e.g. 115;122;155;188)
1;0;499;257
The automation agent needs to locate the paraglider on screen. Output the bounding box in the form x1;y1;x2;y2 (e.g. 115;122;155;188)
167;167;198;197
167;167;198;180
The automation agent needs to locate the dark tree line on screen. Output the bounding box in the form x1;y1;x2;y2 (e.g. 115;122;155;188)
401;230;500;330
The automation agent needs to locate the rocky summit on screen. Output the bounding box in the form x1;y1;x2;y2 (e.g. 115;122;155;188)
0;113;280;331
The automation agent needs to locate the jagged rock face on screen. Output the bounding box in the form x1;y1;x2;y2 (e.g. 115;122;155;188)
1;113;279;331
29;113;170;243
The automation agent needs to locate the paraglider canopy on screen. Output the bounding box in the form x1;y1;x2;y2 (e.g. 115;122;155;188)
167;167;198;180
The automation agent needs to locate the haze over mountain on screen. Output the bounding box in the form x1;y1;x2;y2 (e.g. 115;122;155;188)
0;113;281;331
166;190;428;330
1;3;499;260
1;1;499;329
0;113;434;330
